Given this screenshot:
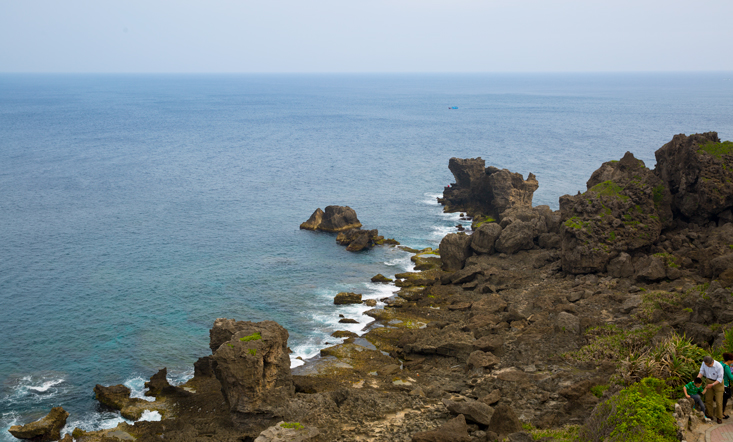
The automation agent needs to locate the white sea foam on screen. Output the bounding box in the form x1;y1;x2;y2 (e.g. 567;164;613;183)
63;411;130;438
139;410;162;422
26;378;64;393
421;192;443;206
124;376;155;402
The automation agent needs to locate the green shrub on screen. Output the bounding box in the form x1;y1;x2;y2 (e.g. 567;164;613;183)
579;378;677;442
591;385;610;398
572;324;659;363
240;332;262;342
248;348;257;356
618;333;706;387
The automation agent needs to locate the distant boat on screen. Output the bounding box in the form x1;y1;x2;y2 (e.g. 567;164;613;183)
449;106;458;109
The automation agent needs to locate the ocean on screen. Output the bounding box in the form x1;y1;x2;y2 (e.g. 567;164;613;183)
1;73;732;438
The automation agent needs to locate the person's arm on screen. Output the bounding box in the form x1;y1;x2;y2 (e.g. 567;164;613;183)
684;385;690;398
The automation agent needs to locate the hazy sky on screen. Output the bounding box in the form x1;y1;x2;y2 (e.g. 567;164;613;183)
1;0;731;73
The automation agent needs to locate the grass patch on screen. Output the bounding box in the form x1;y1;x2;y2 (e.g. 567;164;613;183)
473;216;496;229
248;348;257;356
280;422;305;430
564;216;590;230
240;332;262;342
652;185;665;206
589;180;630;200
698;140;733;159
572;324;659;363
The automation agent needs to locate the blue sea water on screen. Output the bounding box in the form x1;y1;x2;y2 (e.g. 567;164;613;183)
1;73;732;438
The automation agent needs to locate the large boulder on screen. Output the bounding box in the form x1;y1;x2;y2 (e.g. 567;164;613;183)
438;157;538;220
494;220;536;254
470;222;502;254
654;132;733;223
299;206;362;232
559;151;673;273
443;399;494;425
210;319;294;428
8;407;69;442
440;233;472;271
488;404;523;439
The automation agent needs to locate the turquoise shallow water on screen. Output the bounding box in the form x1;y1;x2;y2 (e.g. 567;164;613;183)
1;73;732;438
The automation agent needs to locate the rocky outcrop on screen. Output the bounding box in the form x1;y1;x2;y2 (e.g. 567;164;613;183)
93;383;168;420
210;319;294;428
300;206;362;232
559;151;673;273
145;368;175;396
8;407;69;442
336;228;381;252
655;132;733;224
438;157;538;220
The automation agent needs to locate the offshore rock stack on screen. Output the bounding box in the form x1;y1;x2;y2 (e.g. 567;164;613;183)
21;132;733;442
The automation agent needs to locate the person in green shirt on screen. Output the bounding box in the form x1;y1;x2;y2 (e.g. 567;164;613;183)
720;353;733;419
684;376;707;415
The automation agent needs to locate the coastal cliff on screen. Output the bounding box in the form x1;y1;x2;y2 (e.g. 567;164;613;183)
25;132;733;442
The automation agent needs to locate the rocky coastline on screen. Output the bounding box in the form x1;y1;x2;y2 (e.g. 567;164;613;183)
10;132;733;442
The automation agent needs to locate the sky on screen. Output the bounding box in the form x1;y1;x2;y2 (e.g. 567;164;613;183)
1;0;732;73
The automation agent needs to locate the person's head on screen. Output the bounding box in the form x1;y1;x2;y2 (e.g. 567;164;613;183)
704;355;714;366
693;376;703;385
724;353;733;363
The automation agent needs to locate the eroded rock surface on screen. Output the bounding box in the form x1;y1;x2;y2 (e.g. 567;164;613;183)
560;151;673;273
655;132;733;223
300;206;362;232
210;319;294;428
439;157;538;220
8;407;68;442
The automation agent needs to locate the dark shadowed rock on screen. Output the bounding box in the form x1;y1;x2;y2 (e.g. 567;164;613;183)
655;132;733;223
634;255;667;282
411;414;471;442
560;151;673;273
210;319;294;428
489;404;522;438
399;328;475;359
440;233;473;271
334;292;362;305
471;222;502;254
145;367;173;396
8;407;69;442
607;252;634;278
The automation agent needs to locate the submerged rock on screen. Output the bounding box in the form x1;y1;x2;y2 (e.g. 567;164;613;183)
8;407;68;442
333;292;362;304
